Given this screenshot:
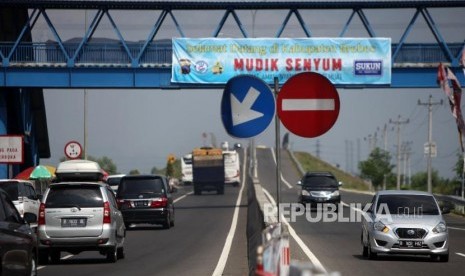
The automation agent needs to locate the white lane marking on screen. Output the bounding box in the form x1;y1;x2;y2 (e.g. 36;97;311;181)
62;254;73;260
261;187;328;274
342;201;363;213
37;193;192;271
456;252;465;258
269;148;293;189
37;254;74;270
174;191;193;203
282;99;335;111
212;148;247;276
449;226;465;231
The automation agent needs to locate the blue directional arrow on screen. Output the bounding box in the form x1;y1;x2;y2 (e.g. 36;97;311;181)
221;75;275;138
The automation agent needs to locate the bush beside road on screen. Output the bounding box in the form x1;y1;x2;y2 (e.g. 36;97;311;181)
293;151;370;191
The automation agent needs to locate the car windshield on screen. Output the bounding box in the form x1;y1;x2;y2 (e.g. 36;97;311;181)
303;176;337;188
0;182;19;200
119;178;164;195
106;177;122;186
183;157;192;165
46;185;103;208
376;194;440;216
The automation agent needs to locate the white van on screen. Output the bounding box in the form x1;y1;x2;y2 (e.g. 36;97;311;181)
181;154;193;185
223;150;240;186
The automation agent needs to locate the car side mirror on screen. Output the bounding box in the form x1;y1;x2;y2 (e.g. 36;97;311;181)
297;180;303;186
23;212;37;224
441;206;451;214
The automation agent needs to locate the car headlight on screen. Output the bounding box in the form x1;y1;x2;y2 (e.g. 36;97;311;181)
331;190;340;197
374;221;389;233
432;222;447;233
301;190;310;196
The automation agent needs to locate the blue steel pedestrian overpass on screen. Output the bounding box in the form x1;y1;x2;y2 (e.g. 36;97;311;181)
0;0;464;89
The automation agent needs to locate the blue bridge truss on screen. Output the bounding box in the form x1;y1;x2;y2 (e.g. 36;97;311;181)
0;0;464;88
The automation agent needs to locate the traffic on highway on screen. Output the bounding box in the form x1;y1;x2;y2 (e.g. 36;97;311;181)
2;145;465;276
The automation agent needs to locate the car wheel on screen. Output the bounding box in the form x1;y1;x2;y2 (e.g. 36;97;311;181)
170;212;175;227
362;233;368;257
30;253;37;276
117;247;125;259
163;213;171;229
50;251;60;264
367;241;377;260
106;246;117;263
439;253;449;262
38;250;49;265
217;186;224;195
194;187;201;195
431;253;449;262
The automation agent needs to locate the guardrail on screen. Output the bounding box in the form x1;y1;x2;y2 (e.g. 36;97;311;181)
1;42;463;67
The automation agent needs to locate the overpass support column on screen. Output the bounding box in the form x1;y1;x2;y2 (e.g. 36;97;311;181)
0;92;7;178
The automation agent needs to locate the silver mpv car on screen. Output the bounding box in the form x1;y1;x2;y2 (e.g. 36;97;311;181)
37;182;126;264
361;190;449;262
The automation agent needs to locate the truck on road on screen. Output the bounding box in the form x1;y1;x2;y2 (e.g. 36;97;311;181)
192;147;225;195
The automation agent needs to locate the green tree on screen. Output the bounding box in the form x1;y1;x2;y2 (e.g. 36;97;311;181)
454;152;464;180
359;148;394;190
87;155;118;175
410;170;457;195
128;169;140;175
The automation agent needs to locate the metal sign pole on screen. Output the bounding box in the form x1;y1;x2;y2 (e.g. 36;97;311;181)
274;77;281;223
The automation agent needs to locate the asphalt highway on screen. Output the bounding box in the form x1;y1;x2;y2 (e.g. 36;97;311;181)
38;151;248;276
256;147;465;276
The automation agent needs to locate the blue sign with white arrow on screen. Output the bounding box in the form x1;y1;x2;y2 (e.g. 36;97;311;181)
221;75;275;138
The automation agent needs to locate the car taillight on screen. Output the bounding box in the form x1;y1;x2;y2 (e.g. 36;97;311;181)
38;203;46;226
103;201;111;224
117;199;132;209
150;197;168;208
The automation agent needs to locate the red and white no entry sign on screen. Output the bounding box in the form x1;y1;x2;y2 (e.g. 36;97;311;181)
277;72;340;138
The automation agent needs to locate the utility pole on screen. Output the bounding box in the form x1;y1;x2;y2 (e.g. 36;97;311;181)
401;141;413;187
345;140;349;172
390;115;409;190
382;124;388;190
316;139;321;158
418;95;443;193
83;10;88;159
350;140;354;174
357;138;361;175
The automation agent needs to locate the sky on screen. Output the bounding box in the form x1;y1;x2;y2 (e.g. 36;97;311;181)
32;3;465;179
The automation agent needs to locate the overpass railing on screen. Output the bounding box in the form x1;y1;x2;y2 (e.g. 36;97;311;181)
1;42;463;68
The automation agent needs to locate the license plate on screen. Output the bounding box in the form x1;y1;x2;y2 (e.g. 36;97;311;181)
134;201;148;207
399;240;423;248
61;218;87;228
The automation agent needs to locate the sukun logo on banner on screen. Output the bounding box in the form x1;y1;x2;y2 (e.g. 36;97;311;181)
171;37;391;85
